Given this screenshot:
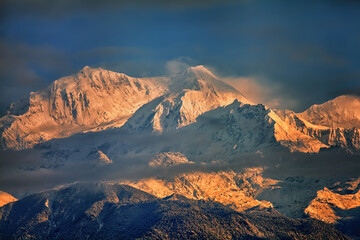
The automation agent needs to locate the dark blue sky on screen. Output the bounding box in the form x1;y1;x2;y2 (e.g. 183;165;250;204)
1;0;360;114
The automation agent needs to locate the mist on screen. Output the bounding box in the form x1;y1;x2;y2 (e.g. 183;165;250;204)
1;142;359;198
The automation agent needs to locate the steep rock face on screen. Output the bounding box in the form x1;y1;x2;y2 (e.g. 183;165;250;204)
126;169;360;227
305;178;360;221
124;66;251;133
299;95;360;128
0;67;168;150
305;186;360;224
125;169;278;212
275;108;360;153
0;191;17;207
305;178;360;238
0;183;349;240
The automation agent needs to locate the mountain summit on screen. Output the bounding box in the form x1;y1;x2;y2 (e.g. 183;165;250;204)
170;65;247;96
299;95;360;128
125;66;251;133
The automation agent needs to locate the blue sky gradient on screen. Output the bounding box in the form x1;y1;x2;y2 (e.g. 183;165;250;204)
1;0;359;114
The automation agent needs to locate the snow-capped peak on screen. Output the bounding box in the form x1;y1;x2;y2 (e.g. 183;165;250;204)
0;67;169;149
81;65;92;71
299;95;360;128
124;67;251;134
186;65;218;79
78;65;103;76
169;65;247;98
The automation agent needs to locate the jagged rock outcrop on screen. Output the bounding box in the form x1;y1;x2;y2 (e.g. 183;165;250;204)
304;178;360;238
276;106;360;153
0;191;17;207
124;169;278;212
305;186;360;224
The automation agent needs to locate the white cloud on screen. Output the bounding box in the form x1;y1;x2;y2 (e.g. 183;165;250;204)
165;57;195;74
222;76;297;110
164;59;298;110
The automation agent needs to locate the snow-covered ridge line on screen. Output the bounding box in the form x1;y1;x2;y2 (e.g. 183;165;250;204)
1;65;359;154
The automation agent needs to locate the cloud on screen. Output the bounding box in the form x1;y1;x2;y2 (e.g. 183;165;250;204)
165;57;196;74
222;76;298;109
0;124;359;196
1;147;359;198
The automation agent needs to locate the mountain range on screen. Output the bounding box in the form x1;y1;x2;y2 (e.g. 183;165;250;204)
1;66;359;154
0;65;359;239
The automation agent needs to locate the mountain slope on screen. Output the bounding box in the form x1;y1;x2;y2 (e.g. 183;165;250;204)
117;99;326;158
299;95;360;129
185;100;326;153
0;67;168;150
0;183;349;240
124;66;251;133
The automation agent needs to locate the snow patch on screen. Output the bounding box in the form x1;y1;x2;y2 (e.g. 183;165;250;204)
88;149;112;166
149;152;191;167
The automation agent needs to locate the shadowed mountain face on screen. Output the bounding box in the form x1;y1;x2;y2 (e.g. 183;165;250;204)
0;183;350;240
